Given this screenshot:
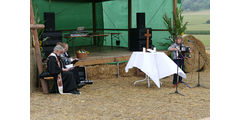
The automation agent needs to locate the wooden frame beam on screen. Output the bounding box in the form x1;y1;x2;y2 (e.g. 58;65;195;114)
92;0;97;45
56;28;168;32
128;0;132;49
30;24;45;29
173;0;177;26
30;0;48;93
74;56;130;66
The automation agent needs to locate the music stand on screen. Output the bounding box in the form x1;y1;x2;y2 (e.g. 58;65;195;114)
191;40;209;89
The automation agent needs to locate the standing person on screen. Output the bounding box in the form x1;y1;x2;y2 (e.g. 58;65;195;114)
168;36;185;86
47;45;80;94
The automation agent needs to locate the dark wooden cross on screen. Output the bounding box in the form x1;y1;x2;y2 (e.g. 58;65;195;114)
144;29;152;51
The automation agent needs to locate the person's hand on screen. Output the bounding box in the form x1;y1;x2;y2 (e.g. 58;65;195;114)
62;68;70;72
174;48;179;51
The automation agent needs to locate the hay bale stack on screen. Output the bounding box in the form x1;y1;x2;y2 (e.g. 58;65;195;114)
86;62;136;80
119;62;136;77
86;64;117;80
183;35;208;72
202;53;210;71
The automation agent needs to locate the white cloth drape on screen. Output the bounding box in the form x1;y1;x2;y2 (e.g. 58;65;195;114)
125;52;187;88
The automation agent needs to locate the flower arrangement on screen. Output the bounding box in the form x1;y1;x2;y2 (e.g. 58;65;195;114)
76;49;89;59
77;49;90;54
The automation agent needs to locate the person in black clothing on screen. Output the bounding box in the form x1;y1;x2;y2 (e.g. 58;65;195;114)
60;43;91;88
61;43;78;65
47;45;80;94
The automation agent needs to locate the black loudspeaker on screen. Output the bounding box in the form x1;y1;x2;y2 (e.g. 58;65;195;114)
44;12;55;31
129;28;153;51
42;46;54;57
42;31;62;46
137;13;145;29
41;31;62;60
75;67;87;81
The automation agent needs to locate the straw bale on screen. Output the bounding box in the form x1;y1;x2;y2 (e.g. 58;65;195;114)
202;53;210;71
86;64;117;80
119;62;136;77
183;35;208;72
86;62;136;80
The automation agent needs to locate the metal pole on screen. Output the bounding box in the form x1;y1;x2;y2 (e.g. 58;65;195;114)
111;34;113;49
193;43;208;89
198;51;200;86
170;57;184;96
117;61;120;78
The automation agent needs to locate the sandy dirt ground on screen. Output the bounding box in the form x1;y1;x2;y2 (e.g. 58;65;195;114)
31;70;210;120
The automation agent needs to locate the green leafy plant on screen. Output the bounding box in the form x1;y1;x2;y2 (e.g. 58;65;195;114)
32;0;48;59
163;8;189;42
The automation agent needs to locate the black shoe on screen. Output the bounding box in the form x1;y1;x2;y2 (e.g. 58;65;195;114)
71;90;80;94
84;80;93;84
77;82;86;88
178;81;184;84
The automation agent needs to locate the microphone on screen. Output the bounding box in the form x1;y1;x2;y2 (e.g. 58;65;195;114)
169;36;174;43
188;40;194;42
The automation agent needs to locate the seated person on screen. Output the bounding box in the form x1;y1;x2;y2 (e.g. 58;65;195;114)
47;45;80;94
58;43;78;65
60;43;93;88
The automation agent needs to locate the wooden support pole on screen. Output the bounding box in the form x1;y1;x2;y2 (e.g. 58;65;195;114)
92;0;97;45
173;0;177;26
30;0;48;93
128;0;132;49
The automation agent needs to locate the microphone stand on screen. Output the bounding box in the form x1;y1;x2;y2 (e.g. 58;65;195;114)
190;40;209;89
170;49;186;96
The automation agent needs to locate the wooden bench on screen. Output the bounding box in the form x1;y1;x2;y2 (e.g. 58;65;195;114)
40;76;54;94
40;62;55;94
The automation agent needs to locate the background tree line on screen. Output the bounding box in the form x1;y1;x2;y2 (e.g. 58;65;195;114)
182;0;210;11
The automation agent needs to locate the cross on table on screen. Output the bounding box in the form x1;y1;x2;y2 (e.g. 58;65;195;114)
144;29;152;51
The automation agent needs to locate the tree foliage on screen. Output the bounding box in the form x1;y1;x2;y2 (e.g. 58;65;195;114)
182;0;210;11
163;9;189;41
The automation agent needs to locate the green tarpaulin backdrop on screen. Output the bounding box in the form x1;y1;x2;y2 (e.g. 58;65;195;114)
32;0;181;50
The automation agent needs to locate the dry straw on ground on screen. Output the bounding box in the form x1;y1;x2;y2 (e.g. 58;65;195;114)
31;37;210;119
31;71;210;120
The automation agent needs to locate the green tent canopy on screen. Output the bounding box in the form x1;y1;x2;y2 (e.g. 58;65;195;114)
32;0;181;50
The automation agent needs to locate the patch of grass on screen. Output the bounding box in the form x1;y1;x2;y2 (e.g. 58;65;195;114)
183;10;210;49
193;35;210;48
183;14;210;31
185;30;210;35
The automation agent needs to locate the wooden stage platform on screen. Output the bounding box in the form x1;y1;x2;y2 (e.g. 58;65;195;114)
68;46;169;67
69;46;132;66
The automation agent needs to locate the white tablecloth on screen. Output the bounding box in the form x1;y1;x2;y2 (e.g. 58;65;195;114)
125;52;186;88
